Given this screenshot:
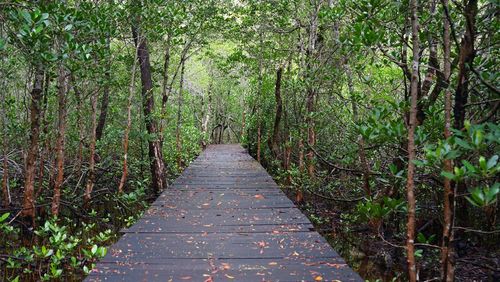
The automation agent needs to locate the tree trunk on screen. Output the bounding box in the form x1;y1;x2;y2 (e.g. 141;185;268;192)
305;1;321;178
21;67;44;222
74;80;84;178
453;0;478;227
36;73;51;200
453;0;477;131
176;59;186;168
84;90;98;205
51;66;69;216
298;137;305;172
257;125;261;163
241;110;246;141
1;75;10;208
118;43;139;194
256;31;264;164
441;0;455;280
132;21;166;193
306;87;316;178
269;67;283;158
347;67;371;197
159;32;172;147
406;0;420;280
96;37;111;142
201;83;212;149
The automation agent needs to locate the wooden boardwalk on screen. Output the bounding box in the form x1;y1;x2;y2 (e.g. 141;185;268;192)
87;144;361;281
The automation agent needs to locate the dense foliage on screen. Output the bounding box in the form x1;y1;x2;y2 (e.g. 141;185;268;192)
0;0;498;281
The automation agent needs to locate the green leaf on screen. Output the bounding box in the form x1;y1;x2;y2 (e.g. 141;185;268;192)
479;156;487;171
98;247;107;257
91;244;98;255
0;213;9;223
473;129;484;147
20;10;32;24
454;138;472;150
441;171;455;180
487;155;498;169
461;160;476;174
412;159;426;167
414;249;423;258
45;249;53;258
417;232;426;243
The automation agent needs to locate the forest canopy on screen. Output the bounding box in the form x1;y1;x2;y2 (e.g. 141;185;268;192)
0;0;498;281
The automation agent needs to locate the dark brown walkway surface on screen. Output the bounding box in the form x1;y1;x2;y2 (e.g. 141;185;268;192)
87;144;361;281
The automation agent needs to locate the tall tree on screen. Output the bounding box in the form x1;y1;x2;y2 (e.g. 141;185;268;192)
406;0;420;280
269;67;283;159
441;0;455;280
51;65;69;216
21;68;44;222
132;3;166;193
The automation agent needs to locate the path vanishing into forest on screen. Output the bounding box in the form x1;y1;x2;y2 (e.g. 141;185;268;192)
86;145;362;281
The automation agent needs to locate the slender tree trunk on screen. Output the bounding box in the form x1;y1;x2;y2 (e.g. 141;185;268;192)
51;66;69;217
417;1;438;125
241;110;246;141
118;44;139;194
269;67;283;158
159;32;172;147
1;77;10;208
406;0;420;280
284;144;292;184
1;148;8;208
21;67;44;222
298;137;305;172
96;37;111;142
256;31;264;164
453;0;477;131
283;95;292;185
36;73;50;200
441;0;455;280
305;2;322;178
257;126;261;163
296;135;305;203
201;83;212;149
305;88;316;178
84;90;98;205
74;81;84;177
132;20;166;193
347;67;371;197
453;0;478;226
176;59;186;168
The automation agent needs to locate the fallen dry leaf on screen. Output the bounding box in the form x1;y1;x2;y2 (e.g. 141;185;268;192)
314;276;323;281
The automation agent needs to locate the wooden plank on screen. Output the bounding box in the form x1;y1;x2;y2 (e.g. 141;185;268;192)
86;144;361;281
87;257;360;282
